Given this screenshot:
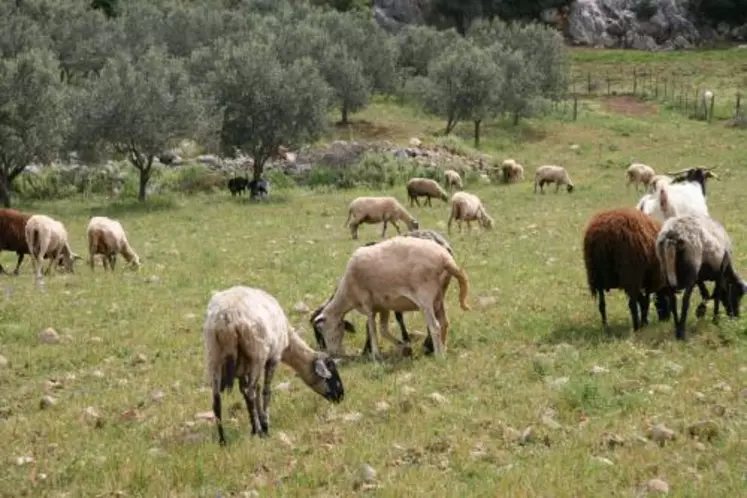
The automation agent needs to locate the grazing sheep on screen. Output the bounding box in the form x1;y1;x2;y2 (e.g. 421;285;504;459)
344;196;419;240
501;159;525;184
310;229;455;357
86;216;141;272
444;169;463;191
406;177;449;207
312;236;471;360
583;207;671;333
447;191;494;234
656;214;747;340
0;208;32;275
25;214;81;281
248;178;270;200
626;162;656;192
534;165;574;194
227;177;248;196
637;166;719;317
204;286;344;445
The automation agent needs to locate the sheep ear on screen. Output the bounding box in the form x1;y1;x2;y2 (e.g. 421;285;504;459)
313;358;332;379
343;320;356;334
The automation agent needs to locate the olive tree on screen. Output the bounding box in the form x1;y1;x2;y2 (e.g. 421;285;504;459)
72;47;214;201
205;41;331;191
413;40;502;147
0;49;70;207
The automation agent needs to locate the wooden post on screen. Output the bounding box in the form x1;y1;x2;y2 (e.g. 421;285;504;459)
573;94;578;121
606;73;611;95
587;72;592;94
633;68;637;95
708;94;715;123
654;77;658;99
663;77;668;99
736;93;741;118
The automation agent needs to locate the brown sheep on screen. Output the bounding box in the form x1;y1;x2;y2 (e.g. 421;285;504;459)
0;209;32;275
583;207;671;333
406;178;449;207
443;169;463;191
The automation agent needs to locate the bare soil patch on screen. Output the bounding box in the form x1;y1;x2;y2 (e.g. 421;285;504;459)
601;95;658;117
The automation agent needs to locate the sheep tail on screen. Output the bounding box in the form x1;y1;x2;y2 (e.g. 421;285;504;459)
661;239;678;288
344;209;352;227
444;256;471;311
208;310;244;393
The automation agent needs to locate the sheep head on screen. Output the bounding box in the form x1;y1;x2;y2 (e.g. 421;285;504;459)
667;166;718;196
566;184;575;193
312;314;347;357
308;354;345;403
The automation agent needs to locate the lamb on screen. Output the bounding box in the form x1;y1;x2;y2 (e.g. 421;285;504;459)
405;177;449;207
656;214;747;340
447;191;494;234
444;169;463;191
312;236;471;361
344;196;419;240
583;207;671;333
86;216;141;272
534;165;574;194
649;174;672;192
310;229;455;357
501;158;525;184
0;208;32;275
227;177;248;196
24;214;81;281
203;286;344;445
626;162;656;192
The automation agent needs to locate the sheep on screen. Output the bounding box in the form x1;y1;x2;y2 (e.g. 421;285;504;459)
312;236;471;361
637;166;719;317
0;208;32;275
444;169;463;191
344;196;419;240
583;207;671;333
86;216;141;272
501;159;525;184
204;286;344;445
227;177;248;196
534;165;574;194
447;191;494;234
310;229;455;357
649;174;673;192
248;178;270;200
24;214;81;281
626;162;656;192
656;214;747;340
406;177;449;207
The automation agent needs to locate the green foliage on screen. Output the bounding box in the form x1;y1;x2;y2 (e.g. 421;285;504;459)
688;0;747;26
205;41;331;181
396;24;461;78
0;48;70;207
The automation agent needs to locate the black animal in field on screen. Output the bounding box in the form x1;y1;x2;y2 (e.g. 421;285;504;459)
227;177;249;196
248;178;270;200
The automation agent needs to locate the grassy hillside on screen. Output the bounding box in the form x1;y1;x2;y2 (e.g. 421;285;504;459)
1;48;746;497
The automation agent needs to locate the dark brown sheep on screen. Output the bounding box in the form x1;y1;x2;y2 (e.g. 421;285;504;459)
0;208;32;275
583;207;671;332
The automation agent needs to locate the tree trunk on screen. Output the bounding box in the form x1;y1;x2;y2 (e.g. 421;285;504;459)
473;120;481;148
0;174;11;208
252;159;264;182
513;111;520;126
138;168;150;202
340;104;349;125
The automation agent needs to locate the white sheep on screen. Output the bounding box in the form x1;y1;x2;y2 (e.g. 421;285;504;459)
626;162;656;192
406;177;449;207
204;286;345;445
443;169;463;191
649;174;673;192
501;159;524;183
87;216;141;272
656;214;747;340
636;167;717;224
24;214;80;281
534;165;574;193
312;236;471;360
344;196;419;240
447;191;494;234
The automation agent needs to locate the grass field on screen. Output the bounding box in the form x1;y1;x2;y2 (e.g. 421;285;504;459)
1;48;747;497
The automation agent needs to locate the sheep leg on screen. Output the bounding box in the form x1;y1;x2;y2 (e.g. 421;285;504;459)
637;292;651;327
447;214;454;235
435;299;449;349
425;196;431;207
365;313;382;362
350;222;359;240
712;281;722;325
676;285;695;340
12;253;24;275
381;220;388;238
110;254;117;271
422;306;444;357
695;282;710;318
555;183;560;194
390;219;401;234
260;359;277;434
626;292;641;331
597;289;609;333
239;371;264;437
212;378;226;446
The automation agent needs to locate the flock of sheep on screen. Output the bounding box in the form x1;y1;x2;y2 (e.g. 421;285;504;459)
3;157;742;447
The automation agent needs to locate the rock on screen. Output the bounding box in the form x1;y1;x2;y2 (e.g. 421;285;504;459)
646;478;670;493
594;456;614;466
409;137;422;147
195;411;215;421
547;377;570;390
16;456;34;466
120;409;144;422
428;392;448;405
342;411;362;423
477;296;497;308
241;491;260;498
650;384;673;394
277;431;294;448
375;400;390;413
84;406;104;428
150;389;165;403
687;420;719;441
0;355;7;367
541;415;563;430
133;353;147;365
519;426;534;445
40;395;57;409
589;365;608;375
39;327;59;344
91;370;105;378
713;381;731;392
648;423;676;444
293;301;309;314
359;463;376;483
275;382;291;392
145;276;160;284
664;361;683;374
600;432;625;449
372;0;428;31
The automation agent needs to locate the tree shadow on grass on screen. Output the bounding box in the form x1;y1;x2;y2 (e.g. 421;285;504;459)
75;196;180;218
542;320;634;346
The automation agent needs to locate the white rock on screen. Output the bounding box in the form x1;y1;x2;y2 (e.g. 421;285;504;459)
276;431;294;448
195;411;215;421
39;327;59;344
342;411;362;423
359;463;377;483
646;478;670;493
293;301;309;314
40;395;57;409
428;392;448;405
589;365;608;375
547;377;570;390
375;401;390;413
541;415;563;430
91;370;104;378
150;389;165;403
275;382;291;392
0;355;8;367
594;456;614;466
650;384;673;394
713;381;731;392
16;456;34;466
664;361;683;374
133;353;147;365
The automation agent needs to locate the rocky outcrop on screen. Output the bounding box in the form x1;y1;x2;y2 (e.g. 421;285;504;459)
373;0;432;31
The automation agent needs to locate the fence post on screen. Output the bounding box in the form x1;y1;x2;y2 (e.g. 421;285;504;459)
587;72;592;94
606;73;611;95
573;94;578;121
633;68;637;96
663;78;668;99
708;94;715;123
736;93;741;118
654;76;658;99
